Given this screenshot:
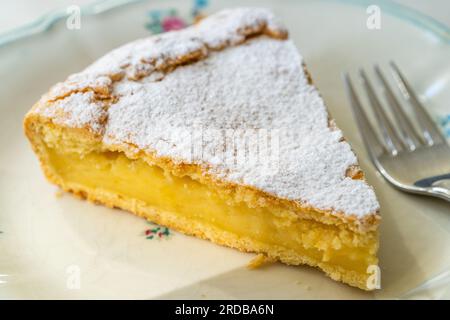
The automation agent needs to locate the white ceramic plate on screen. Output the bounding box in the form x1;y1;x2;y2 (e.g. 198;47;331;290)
0;0;449;299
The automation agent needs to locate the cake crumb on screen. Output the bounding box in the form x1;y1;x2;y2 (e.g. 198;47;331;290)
247;254;274;269
55;189;64;198
295;280;311;291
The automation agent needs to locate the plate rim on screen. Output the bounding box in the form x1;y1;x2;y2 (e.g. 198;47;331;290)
0;0;448;48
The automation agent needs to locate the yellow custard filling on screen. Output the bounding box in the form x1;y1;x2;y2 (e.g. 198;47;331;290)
43;140;378;277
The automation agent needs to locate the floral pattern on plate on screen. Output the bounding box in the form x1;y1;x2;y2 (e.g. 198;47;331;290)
145;0;209;34
144;221;172;240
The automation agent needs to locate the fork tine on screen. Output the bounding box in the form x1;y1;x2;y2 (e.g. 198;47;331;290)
359;69;403;155
389;61;446;145
374;65;423;150
342;73;386;158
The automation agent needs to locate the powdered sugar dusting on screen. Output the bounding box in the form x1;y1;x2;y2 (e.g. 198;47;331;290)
195;7;286;48
35;8;379;218
41;8;287;100
39;91;107;134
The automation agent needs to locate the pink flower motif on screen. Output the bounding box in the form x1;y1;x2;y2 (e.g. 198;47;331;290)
161;16;186;32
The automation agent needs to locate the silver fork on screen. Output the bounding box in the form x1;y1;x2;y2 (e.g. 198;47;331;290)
343;62;450;202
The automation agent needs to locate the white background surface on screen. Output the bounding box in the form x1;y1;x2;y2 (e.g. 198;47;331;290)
0;0;449;34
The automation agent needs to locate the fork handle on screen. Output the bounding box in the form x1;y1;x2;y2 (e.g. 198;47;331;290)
415;174;450;202
430;183;450;202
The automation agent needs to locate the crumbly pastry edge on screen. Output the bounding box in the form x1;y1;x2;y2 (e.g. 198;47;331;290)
39;7;289;105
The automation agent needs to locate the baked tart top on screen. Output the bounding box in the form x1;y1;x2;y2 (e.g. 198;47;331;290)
28;8;380;228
